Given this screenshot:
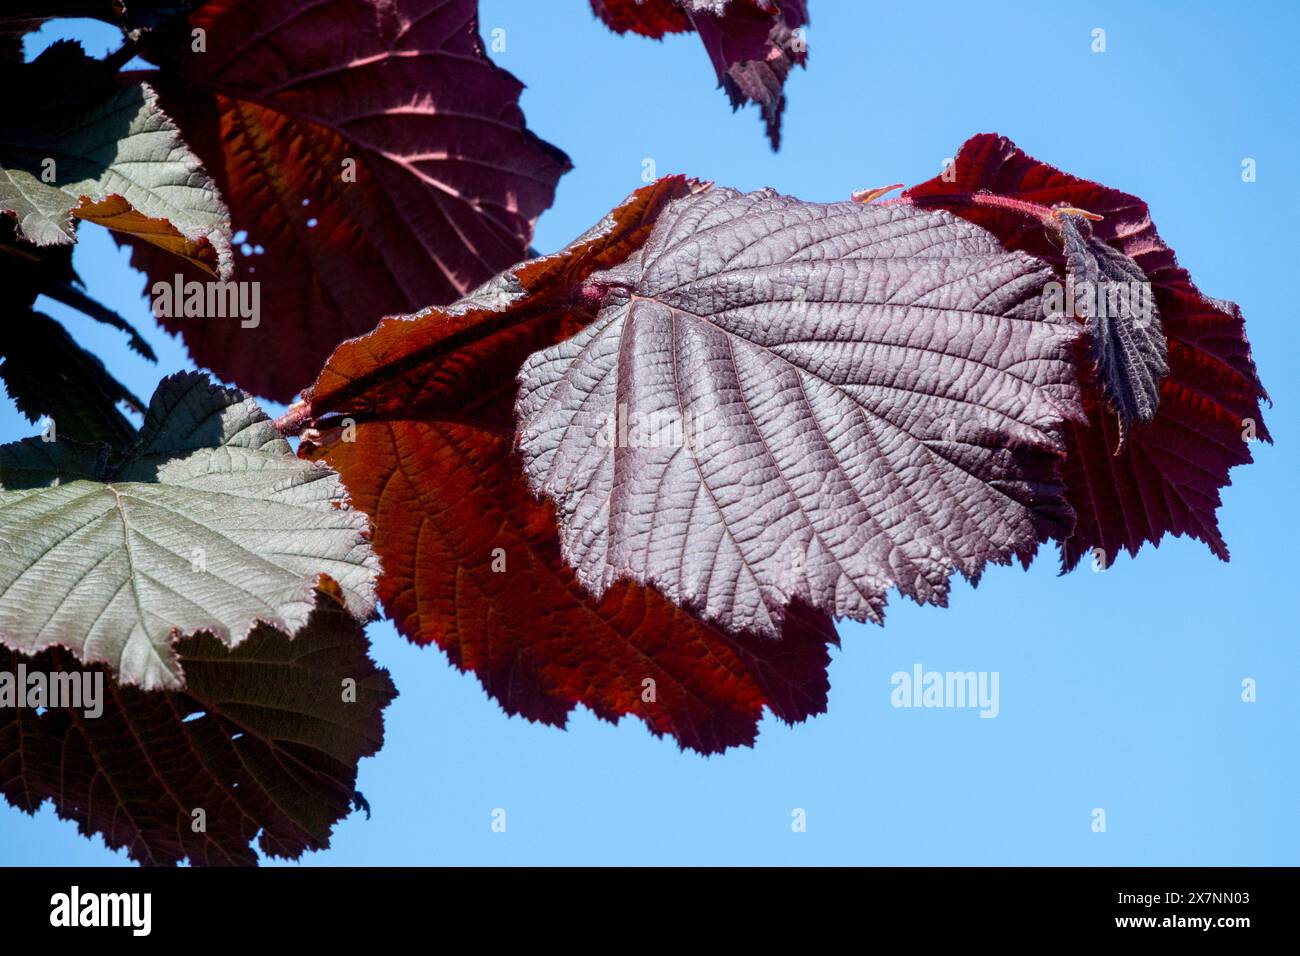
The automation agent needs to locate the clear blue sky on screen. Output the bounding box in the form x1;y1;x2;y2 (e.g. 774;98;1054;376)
4;0;1297;865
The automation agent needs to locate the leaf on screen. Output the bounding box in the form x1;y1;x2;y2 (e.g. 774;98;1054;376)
590;0;693;36
292;178;839;753
1;217;149;448
0;41;232;275
1058;212;1169;444
319;417;835;754
0;585;396;866
592;0;808;150
0;2;105;60
2;215;157;361
515;187;1083;637
120;0;572;401
0;310;142;448
0;372;378;690
902;133;1270;569
0;1;181;38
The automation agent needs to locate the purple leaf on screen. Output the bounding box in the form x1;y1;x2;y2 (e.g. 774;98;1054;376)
591;0;809;150
516;187;1085;636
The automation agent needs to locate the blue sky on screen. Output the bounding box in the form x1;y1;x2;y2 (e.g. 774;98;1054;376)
3;0;1297;865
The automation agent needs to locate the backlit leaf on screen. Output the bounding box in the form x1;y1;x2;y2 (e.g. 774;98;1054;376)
318;415;835;754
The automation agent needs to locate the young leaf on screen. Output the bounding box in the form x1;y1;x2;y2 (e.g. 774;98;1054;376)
0;372;378;690
120;0;572;401
1058;212;1169;443
0;585;396;866
0;41;232;275
290;178;839;753
592;0;808;150
903;133;1270;569
515;187;1083;637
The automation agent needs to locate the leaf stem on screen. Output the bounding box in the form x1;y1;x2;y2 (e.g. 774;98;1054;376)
885;192;1101;227
103;40;139;73
275;401;314;436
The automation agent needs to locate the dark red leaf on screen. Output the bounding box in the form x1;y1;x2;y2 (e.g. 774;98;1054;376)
292;178;838;753
903;134;1270;569
318;417;834;753
0;586;395;866
589;0;691;36
592;0;809;150
123;0;571;401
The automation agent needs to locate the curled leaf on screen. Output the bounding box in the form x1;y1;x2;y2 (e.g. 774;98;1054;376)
1058;212;1169;448
0;42;232;275
593;0;809;150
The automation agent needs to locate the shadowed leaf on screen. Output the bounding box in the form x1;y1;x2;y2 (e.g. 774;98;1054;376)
1;218;147;448
0;585;395;866
0;41;231;275
0;311;141;448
